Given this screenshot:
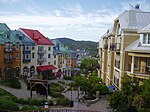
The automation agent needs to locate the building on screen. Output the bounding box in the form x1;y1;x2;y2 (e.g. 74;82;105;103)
12;30;36;78
98;5;150;89
125;24;150;85
0;23;22;78
20;28;56;78
52;39;72;77
76;49;91;66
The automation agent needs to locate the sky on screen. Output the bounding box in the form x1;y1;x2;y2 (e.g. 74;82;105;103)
0;0;150;42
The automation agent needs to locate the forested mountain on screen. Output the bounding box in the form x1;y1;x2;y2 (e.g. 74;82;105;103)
56;38;98;57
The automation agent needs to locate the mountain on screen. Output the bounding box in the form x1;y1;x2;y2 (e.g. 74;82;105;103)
55;38;98;57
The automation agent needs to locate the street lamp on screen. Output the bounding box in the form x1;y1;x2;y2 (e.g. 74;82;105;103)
131;77;136;112
70;82;74;107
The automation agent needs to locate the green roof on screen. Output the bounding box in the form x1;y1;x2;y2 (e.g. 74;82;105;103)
0;23;22;45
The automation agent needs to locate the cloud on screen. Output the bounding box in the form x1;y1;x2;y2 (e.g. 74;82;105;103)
0;1;119;41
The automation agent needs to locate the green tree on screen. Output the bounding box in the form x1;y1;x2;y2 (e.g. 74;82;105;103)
109;75;140;112
80;58;98;75
140;78;150;110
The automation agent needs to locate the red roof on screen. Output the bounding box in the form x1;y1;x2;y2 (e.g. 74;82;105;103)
37;65;57;72
20;28;53;45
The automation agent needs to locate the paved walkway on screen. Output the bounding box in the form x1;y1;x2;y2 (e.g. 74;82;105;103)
0;79;110;112
0;80;45;99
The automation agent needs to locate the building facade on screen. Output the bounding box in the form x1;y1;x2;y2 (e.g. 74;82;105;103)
0;23;22;78
98;5;150;89
12;30;37;78
20;28;56;77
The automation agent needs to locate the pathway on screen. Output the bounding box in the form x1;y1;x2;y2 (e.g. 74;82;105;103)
0;80;45;99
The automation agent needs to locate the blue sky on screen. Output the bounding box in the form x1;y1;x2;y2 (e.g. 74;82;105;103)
0;0;150;42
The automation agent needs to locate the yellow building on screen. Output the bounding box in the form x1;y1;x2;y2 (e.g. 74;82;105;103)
98;5;150;89
125;24;150;84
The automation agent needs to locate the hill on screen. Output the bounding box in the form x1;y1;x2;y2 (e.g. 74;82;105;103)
56;38;98;57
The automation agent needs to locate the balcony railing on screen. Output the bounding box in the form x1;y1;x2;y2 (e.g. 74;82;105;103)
127;64;150;75
4;58;14;63
110;43;116;51
4;48;13;53
37;49;46;54
116;43;121;51
103;44;108;50
37;58;46;63
115;60;120;69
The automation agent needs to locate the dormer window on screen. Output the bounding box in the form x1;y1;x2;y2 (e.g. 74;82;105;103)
142;34;150;45
3;34;8;38
16;43;20;50
38;38;41;42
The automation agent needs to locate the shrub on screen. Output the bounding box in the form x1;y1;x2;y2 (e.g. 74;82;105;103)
0;88;18;101
56;98;70;106
0;98;19;111
48;100;54;106
50;91;65;98
63;76;73;80
1;77;21;89
50;82;64;92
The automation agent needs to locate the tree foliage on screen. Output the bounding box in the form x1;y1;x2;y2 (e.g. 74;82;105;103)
80;58;98;75
109;76;150;112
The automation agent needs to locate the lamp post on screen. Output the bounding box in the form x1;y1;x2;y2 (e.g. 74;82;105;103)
131;77;136;112
70;82;74;107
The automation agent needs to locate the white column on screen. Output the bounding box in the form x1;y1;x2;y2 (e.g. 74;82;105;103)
131;56;135;73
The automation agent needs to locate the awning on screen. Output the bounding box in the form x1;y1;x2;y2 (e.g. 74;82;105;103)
37;65;57;72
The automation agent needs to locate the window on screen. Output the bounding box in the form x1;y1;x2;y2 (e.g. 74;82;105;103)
147;58;150;66
148;34;150;44
32;53;35;58
54;55;56;58
48;62;50;64
3;34;8;38
142;34;150;45
48;47;51;51
25;54;30;59
143;34;147;44
16;44;19;50
48;54;51;58
16;53;19;59
54;60;56;65
32;46;34;50
25;46;30;51
134;57;139;69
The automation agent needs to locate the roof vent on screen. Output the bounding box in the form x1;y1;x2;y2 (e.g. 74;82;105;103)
135;4;140;9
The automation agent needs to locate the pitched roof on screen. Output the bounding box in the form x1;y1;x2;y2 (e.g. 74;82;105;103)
0;23;22;45
19;28;53;45
116;9;150;30
12;30;36;46
138;24;150;33
125;39;150;53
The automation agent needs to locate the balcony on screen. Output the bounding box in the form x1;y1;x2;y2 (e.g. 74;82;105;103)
103;44;108;50
127;64;150;79
23;59;31;63
116;43;121;51
4;58;14;63
4;48;13;53
110;43;116;51
38;49;46;54
37;58;46;63
115;60;120;69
